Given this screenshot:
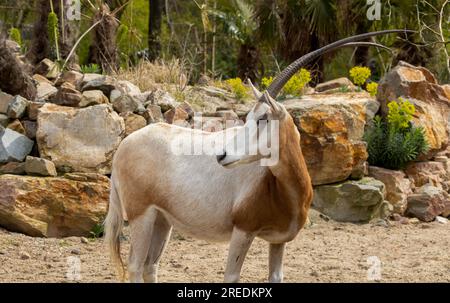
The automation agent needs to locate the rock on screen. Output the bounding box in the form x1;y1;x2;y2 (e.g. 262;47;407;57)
315;77;357;93
435;216;448;224
215;110;240;122
284;93;379;185
406;184;448;222
312;177;392;222
81;73;104;87
369;166;412;214
7;120;25;135
22;121;37;139
144;104;164;124
35;58;59;79
63;172;106;182
55;70;83;88
0;92;14;114
377;61;450;156
120;112;147;136
443;84;450;100
109;89;122;104
20;252;31;260
0;174;108;237
179;101;194;118
70;249;81;255
0;114;8;127
79;90;109;107
6;95;28;119
27;101;44;120
82;75;117;96
36;81;58;101
112;94;144;114
5;39;21;53
25;156;57;177
0;127;34;163
80;237;89;244
116;80;141;96
0;162;26;175
405;161;447;189
192;116;225;132
51;82;82;107
36;104;124;174
164;106;189;125
148;89;179;112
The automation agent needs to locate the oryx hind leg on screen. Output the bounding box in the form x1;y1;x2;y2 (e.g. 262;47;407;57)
128;207;158;283
143;210;172;283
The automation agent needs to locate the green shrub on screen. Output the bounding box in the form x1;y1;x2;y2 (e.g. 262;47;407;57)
8;28;22;46
364;98;429;170
225;77;249;101
349;66;371;86
81;64;101;74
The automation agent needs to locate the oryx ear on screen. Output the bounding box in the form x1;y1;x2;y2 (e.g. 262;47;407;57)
262;91;283;113
247;79;263;100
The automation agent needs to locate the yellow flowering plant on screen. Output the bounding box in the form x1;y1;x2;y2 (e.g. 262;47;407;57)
225;77;249;100
366;82;378;97
349;66;371;86
387;97;415;131
261;69;311;97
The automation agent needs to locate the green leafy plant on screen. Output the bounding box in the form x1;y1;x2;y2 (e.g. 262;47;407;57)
8;27;22;46
47;0;60;61
90;223;104;239
366;82;378;97
225;77;249;100
81;63;101;74
364;98;429;170
349;66;371;86
261;69;311;97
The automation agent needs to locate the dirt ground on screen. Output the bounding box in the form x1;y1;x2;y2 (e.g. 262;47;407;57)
1;215;449;283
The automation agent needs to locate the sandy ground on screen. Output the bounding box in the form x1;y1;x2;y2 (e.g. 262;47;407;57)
0;215;449;283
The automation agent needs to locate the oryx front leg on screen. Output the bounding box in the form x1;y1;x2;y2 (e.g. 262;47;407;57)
268;243;285;283
224;228;255;283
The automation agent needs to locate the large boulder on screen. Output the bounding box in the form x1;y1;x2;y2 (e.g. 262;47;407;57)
284;93;378;185
406;184;448;222
312;177;392;223
369;166;412;215
0;174;108;237
377;61;450;155
36;104;125;174
0;126;33;163
404;161;448;190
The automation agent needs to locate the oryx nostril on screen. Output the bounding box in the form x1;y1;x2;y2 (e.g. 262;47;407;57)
217;153;226;162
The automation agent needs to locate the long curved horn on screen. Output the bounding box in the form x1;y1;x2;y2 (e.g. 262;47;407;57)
342;42;393;53
267;29;415;97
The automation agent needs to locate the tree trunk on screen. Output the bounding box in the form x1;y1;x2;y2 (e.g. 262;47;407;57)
0;39;37;100
148;0;164;61
27;0;52;64
105;0;127;20
59;0;80;67
237;44;261;83
308;34;324;86
88;4;119;74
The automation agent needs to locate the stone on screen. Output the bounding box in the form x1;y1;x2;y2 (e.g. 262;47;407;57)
82;75;117;96
109;89;122;104
369;166;412;214
443;84;450;100
0;127;34;163
25;156;57;177
22;121;37;140
0;174;108;237
35;58;59;79
81;73;104;87
435;216;448;224
112;94;144;114
144;104;164;124
0;114;8;127
406;184;448;222
79;90;109;108
36;104;124;174
51;82;82;107
80;237;89;244
284;93;379;185
164;106;189;125
377;61;450;156
192;116;225;132
71;249;81;255
0;162;26;175
148;89;179;112
405;161;447;189
36;81;58;101
55;70;84;88
179;101;194;118
215;110;240;122
312;177;392;223
116;80;141;96
20;252;31;260
120;112;147;136
5;39;21;53
7;119;25;135
0;91;14;114
27;101;44;121
315;77;357;93
6;95;28;119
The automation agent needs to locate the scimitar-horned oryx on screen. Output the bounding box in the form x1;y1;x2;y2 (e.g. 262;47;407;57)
105;30;412;283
